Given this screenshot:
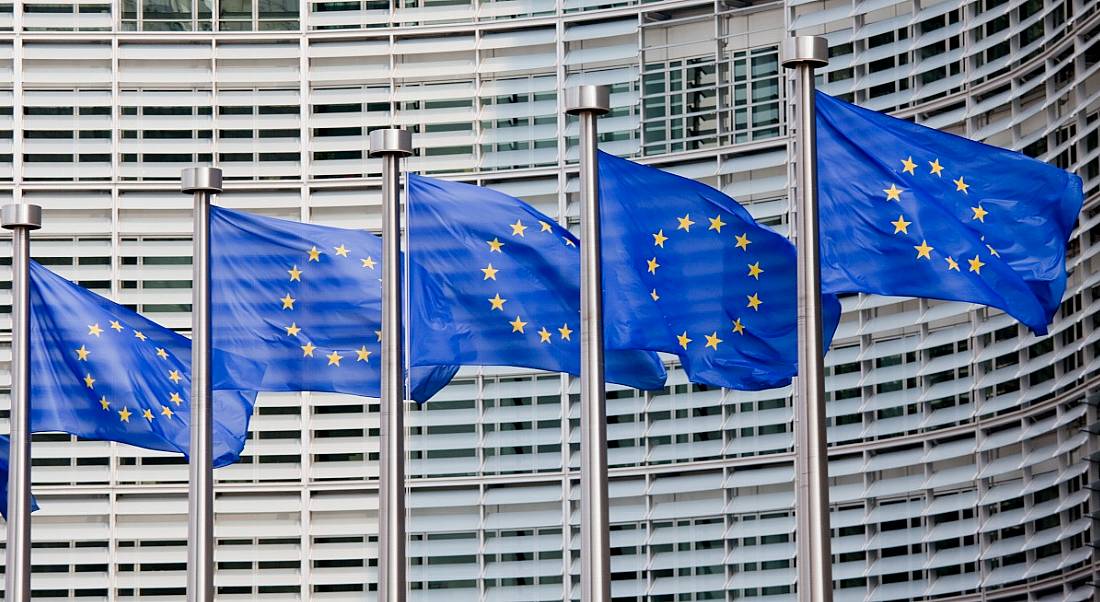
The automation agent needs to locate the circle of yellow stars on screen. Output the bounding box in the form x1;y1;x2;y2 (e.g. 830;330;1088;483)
647;211;758;353
82;319;185;425
885;156;998;277
278;243;377;367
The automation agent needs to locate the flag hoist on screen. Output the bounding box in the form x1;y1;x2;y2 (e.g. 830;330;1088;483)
565;85;612;602
369;128;413;602
3;202;42;600
782;36;835;602
182;166;222;602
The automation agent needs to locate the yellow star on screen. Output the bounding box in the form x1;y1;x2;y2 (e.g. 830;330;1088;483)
563;237;576;248
88;323;103;337
356;346;372;362
288;265;302;281
161;406;174;419
891;215;911;234
84;373;95;388
133;330;147;342
735;233;751;251
558;324;573;341
75;345;90;361
285;323;301;337
945;256;960;271
647;257;660;274
538;327;552;343
375;329;383;342
308;246;321;262
118;407;131;423
334;244;350;257
650;289;659;301
142;408;154;422
954;176;970;194
509;316;528;333
109;320;123;332
280;293;295;310
676;214;695;231
705;332;722;350
732;318;745;335
169;392;183;406
986;244;1000;258
747;262;763;279
326;350;343;366
99;396;110;410
301;342;316;357
884;184;902;201
481;264;499;280
488;293;506;311
676;331;692;349
901;156;917;175
168;370;182;384
539;220;553;232
929;159;944;176
914;240;933;259
746;293;762;311
155;347;168;360
652;230;668;248
708;215;725;232
361;256;376;269
968;255;985;274
971;205;988;222
510;220;527;237
487;238;504;253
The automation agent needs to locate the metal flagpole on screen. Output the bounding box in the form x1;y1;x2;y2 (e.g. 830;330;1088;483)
565;84;611;602
181;166;222;602
369;128;412;602
3;202;42;601
782;36;834;602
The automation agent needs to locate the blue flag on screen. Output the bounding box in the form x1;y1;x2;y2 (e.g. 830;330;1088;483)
210;206;458;402
815;91;1083;334
406;174;667;390
29;261;257;467
597;151;843;390
0;435;39;520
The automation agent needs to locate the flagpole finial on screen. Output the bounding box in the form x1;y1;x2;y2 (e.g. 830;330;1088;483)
782;35;829;68
1;204;41;231
181;166;223;194
369;128;413;157
565;85;610;116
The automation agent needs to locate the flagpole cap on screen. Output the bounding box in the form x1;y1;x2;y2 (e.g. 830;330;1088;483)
1;204;41;230
565;85;610;116
369;128;413;157
181;166;223;194
781;36;829;68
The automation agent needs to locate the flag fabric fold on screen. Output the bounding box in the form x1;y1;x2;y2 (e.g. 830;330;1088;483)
28;261;257;468
406;173;668;391
597;151;843;390
0;435;39;519
209;206;458;402
815;91;1083;334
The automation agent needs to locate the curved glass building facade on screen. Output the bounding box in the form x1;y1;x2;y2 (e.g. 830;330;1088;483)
0;0;1097;600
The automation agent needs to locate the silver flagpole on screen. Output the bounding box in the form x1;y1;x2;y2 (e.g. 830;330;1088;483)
782;36;834;602
3;202;41;601
565;84;611;602
369;128;412;602
181;166;222;602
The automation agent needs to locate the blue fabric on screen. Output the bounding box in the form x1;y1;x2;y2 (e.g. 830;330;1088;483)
0;435;39;519
816;91;1084;334
597;152;843;390
209;206;458;403
407;174;667;390
28;261;257;468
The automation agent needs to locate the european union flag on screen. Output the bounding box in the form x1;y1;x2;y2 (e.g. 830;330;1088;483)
406;174;667;391
597;152;843;390
210;207;458;402
29;261;257;467
816;92;1083;334
0;435;39;519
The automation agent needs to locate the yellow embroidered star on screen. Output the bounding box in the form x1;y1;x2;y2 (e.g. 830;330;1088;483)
705;332;722;350
326;350;343;366
75;345;90;361
488;293;506;311
487;238;505;253
747;262;763;279
155;347;168;360
510;220;527;237
884;184;902;201
99;396;110;410
88;323;103;337
945;256;960;271
676;214;695;231
509;316;527;333
708;215;726;233
971;205;988;222
732;318;745;335
954;177;970;194
647;257;660;274
301;342;316;357
288;265;303;281
361;257;376;269
285;323;301;337
308;246;322;262
558;324;573;341
914;240;933;260
161;406;174;419
375;329;383;342
109;320;123;332
652;229;668;248
539;220;553;233
891;215;911;234
929;159;944;176
538;327;552;343
735;233;751;251
133;330;147;342
168;370;182;384
986;244;1000;258
901;156;917;175
142;408;154;422
84;373;95;388
650;289;659;301
118;407;132;423
280;293;295;310
481;264;499;280
169;392;183;406
676;331;692;349
746;293;762;311
968;255;985;274
356;346;372;362
334;244;350;257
